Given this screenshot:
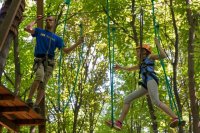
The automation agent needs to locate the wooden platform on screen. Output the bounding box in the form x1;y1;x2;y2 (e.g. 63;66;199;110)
0;84;45;132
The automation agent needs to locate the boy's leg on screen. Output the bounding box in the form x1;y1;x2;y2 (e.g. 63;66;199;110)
35;62;54;105
28;80;40;100
35;83;45;105
27;63;44;106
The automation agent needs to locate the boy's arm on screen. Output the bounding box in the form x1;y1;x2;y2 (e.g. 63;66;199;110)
149;38;167;60
24;15;43;34
63;37;84;54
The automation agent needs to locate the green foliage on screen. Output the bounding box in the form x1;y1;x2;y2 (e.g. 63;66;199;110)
1;0;200;132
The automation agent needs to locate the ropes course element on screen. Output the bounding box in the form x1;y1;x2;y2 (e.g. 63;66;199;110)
58;0;71;111
106;0;115;127
61;23;85;112
151;0;182;124
64;0;70;5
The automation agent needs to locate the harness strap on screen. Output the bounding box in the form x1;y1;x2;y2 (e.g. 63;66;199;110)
138;72;159;89
139;60;155;79
31;57;54;78
139;58;158;89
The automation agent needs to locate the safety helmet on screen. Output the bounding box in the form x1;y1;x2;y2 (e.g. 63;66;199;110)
136;44;152;53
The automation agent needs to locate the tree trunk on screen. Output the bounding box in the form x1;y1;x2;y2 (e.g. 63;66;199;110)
0;126;2;133
30;126;36;133
130;0;158;132
0;0;25;81
146;95;158;133
73;102;81;133
169;0;184;132
13;35;21;96
130;0;139;46
72;83;83;133
0;33;14;80
185;0;199;132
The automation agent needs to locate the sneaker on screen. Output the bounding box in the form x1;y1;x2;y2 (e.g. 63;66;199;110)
33;105;41;114
26;99;33;107
105;120;122;130
114;120;123;130
170;118;186;128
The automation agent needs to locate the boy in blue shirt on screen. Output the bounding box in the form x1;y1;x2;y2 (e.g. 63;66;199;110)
24;15;83;113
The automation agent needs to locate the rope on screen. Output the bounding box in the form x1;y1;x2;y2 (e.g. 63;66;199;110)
64;0;70;5
151;0;182;123
111;27;116;119
57;0;71;111
61;23;84;112
106;0;115;127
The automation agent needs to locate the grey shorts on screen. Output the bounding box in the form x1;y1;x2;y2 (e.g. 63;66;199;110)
124;79;161;106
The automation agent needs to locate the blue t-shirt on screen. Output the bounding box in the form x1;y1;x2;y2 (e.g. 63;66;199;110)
32;28;64;58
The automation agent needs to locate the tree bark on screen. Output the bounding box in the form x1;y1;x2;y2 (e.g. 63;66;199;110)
0;0;25;81
169;0;184;132
146;95;158;133
0;126;2;133
185;0;199;132
0;33;14;80
13;35;21;96
130;0;157;132
130;0;139;46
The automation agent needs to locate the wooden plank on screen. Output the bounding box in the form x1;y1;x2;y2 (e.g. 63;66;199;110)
0;0;22;51
14;119;46;126
0;94;14;100
17;112;33;119
0;101;16;107
0;84;45;129
0;85;10;94
0;106;30;113
0;114;19;132
2;114;14;120
26;109;44;119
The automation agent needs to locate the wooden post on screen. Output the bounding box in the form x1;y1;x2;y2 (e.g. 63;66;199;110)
36;0;43;29
0;0;22;51
36;0;46;133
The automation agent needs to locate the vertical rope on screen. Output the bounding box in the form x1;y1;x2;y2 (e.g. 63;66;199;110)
62;23;84;112
151;0;182;122
58;0;70;111
111;26;116;121
106;0;114;127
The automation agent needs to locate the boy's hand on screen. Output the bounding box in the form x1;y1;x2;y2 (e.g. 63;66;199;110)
113;64;121;70
154;37;160;45
154;37;159;44
78;36;84;44
36;15;44;21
